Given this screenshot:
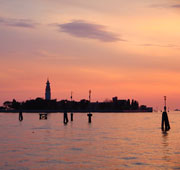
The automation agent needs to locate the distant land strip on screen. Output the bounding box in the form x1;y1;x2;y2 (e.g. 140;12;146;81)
0;96;153;113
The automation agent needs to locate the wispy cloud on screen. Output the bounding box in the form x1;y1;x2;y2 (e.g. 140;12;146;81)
150;3;180;9
171;4;180;8
0;17;37;28
139;43;179;48
58;20;124;42
37;50;80;61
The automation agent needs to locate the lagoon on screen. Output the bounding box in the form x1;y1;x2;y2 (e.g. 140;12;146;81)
0;112;180;170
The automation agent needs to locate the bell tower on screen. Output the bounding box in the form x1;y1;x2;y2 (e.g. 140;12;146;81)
45;79;51;100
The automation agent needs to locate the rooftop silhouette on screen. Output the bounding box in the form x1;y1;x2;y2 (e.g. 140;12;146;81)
1;96;152;112
0;80;153;112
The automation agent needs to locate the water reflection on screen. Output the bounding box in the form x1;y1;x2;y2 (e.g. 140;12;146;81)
161;131;170;163
1;112;180;169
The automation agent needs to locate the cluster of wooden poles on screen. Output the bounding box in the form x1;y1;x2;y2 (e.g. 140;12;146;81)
63;112;93;124
18;111;93;124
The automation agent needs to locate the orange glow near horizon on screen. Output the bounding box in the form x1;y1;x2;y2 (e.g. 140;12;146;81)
1;0;180;109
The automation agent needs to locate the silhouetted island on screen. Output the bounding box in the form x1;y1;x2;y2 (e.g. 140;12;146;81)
0;96;152;113
0;80;152;113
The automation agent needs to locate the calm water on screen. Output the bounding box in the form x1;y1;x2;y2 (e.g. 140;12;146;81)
0;112;180;170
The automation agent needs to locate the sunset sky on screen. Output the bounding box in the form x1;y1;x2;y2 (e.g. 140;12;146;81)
1;0;180;109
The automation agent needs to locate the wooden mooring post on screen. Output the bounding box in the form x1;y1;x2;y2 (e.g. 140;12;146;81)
39;113;48;120
161;96;170;131
71;112;73;121
64;112;69;124
19;111;23;121
87;90;93;123
87;113;92;123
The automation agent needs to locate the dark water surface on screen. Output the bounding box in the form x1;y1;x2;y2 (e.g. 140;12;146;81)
0;112;180;170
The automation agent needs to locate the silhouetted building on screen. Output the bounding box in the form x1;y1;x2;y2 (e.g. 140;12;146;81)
45;79;51;100
112;96;118;102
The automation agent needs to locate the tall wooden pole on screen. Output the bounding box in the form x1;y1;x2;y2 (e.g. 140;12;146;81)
87;90;92;123
161;96;170;131
70;91;73;121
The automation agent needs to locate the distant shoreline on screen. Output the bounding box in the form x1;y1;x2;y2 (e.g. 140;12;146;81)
0;110;153;113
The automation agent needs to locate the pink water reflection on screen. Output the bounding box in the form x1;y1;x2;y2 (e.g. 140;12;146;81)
0;112;180;169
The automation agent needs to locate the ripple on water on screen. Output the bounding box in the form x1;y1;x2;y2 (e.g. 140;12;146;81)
18;159;29;163
174;152;180;154
102;136;120;140
39;159;74;165
72;138;84;141
123;137;130;140
1;112;180;170
70;147;83;151
32;127;50;130
133;162;150;166
121;156;137;160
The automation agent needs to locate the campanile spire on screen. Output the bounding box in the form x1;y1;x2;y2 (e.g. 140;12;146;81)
45;79;51;100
